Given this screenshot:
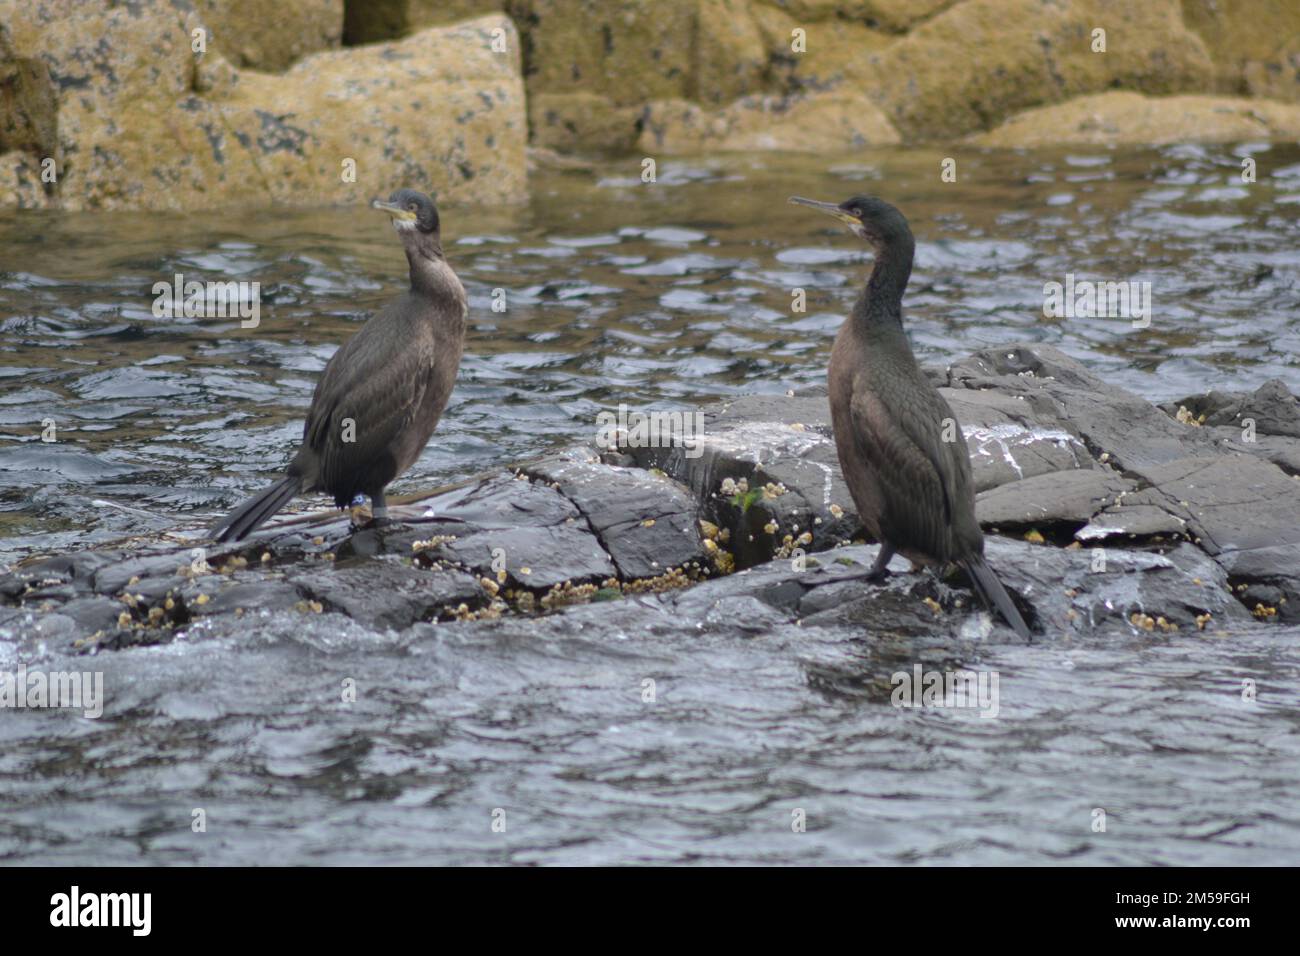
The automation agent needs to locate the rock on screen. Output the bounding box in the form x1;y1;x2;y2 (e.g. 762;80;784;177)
343;0;504;44
0;3;526;210
194;0;342;72
93;553;194;597
289;560;486;630
0;151;49;208
976;469;1133;529
661;536;1250;642
1077;504;1189;542
637;91;901;154
2;346;1295;646
1181;0;1300;102
1241;37;1300;103
57;596;129;635
1117;456;1300;622
940;389;1094;492
529;93;643;152
618;392;858;569
695;0;771;105
946;347;1218;471
1;549;121;595
200;579;306;617
1162;379;1300;440
970;92;1300;147
1161;379;1300;477
869;0;1215;140
519;0;699;103
525;450;708;581
618;343;1300;626
435;525;617;591
413;470;584;528
990;538;1255;635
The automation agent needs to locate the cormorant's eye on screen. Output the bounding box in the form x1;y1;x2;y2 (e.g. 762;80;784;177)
407;203;417;212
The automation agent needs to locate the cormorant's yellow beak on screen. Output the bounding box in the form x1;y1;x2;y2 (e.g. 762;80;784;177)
372;199;417;222
788;196;859;226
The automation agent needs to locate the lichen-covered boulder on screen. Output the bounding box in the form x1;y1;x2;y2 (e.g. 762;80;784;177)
968;91;1300;147
1182;0;1300;102
194;0;342;72
0;1;526;210
638;92;901;154
866;0;1217;140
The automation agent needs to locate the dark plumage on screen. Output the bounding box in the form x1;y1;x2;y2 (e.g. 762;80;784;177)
789;194;1032;640
210;188;467;542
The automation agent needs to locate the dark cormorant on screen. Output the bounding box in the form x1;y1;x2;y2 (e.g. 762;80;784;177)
789;194;1032;640
209;188;467;542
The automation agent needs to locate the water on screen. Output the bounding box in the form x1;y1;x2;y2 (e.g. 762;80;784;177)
2;145;1299;864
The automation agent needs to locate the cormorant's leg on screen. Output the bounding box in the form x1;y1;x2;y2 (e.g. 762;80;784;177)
370;490;389;524
864;543;895;582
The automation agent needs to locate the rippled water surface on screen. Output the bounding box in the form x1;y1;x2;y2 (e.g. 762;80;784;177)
2;146;1299;864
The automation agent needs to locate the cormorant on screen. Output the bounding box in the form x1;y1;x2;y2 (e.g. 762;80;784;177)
789;194;1032;640
209;188;467;542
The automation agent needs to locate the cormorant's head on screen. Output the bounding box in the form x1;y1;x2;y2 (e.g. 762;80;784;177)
788;194;911;250
372;188;440;235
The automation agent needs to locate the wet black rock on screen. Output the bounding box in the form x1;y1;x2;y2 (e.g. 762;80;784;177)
976;469;1134;529
616;343;1298;626
289;561;487;631
524;450;707;580
200;580;307;619
1161;379;1300;477
1;345;1295;647
434;525;617;591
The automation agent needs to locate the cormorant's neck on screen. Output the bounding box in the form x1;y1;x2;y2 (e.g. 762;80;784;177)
854;234;914;329
402;231;448;298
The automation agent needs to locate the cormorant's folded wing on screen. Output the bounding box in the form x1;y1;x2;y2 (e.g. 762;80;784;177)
849;383;970;562
301;315;436;490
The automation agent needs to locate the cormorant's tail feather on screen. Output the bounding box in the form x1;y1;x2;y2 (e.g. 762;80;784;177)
961;555;1032;642
209;475;301;542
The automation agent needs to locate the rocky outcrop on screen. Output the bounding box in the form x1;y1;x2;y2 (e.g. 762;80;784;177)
863;0;1216;141
194;0;342;71
1181;0;1300;102
0;1;526;210
2;345;1295;650
969;92;1300;147
636;93;901;154
346;0;1290;155
511;0;1300;153
621;345;1300;625
5;0;1300;210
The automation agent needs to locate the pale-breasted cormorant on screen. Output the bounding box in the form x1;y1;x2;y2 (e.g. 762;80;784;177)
209;188;467;542
789;194;1032;640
